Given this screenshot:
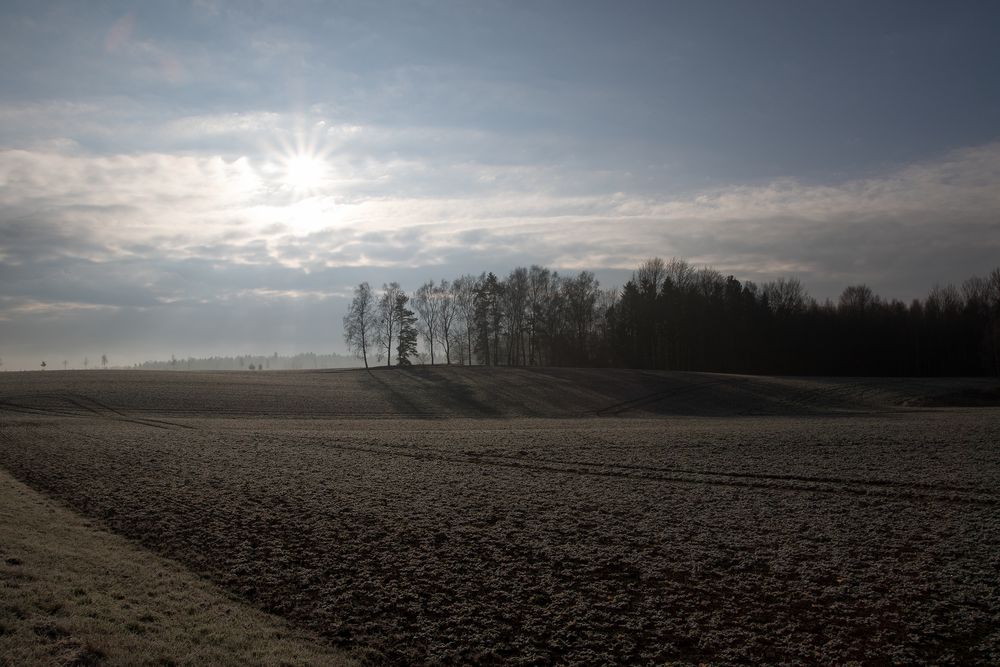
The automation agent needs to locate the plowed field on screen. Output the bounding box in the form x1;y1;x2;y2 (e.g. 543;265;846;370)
1;369;998;664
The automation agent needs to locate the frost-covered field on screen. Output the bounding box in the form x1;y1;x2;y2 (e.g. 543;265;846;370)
1;369;998;664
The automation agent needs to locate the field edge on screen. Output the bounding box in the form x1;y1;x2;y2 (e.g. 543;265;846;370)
0;467;356;667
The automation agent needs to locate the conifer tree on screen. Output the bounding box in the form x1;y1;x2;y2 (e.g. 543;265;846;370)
395;292;419;366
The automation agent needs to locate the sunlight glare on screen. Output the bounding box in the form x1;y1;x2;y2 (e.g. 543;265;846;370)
284;153;328;191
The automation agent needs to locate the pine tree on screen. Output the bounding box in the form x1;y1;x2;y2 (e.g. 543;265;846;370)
395;292;419;366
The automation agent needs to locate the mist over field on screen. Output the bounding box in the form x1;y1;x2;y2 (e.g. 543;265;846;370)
2;2;1000;665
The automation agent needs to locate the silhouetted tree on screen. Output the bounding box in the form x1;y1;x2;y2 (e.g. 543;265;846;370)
526;266;555;365
570;271;600;362
473;273;502;365
412;281;442;364
436;280;457;364
763;277;808;315
839;284;878;314
395;292;419;366
369;259;999;376
344;282;377;368
502;268;529;365
636;257;667;294
375;282;404;367
451;275;478;364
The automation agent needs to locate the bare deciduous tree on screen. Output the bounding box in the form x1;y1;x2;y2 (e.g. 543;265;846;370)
412;281;442;364
563;271;600;361
636;257;666;294
351;259;1000;376
839;284;879;314
763;277;809;315
527;265;556;365
436;280;457;364
451;275;477;365
502;268;529;365
344;282;377;368
375;282;404;367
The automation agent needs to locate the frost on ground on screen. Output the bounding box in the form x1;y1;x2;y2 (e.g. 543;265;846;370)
1;369;999;664
0;469;355;666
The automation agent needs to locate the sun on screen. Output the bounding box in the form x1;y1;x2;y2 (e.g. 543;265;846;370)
283;152;328;192
261;119;336;198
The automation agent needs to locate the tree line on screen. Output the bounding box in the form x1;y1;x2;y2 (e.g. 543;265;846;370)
344;259;1000;376
135;352;357;371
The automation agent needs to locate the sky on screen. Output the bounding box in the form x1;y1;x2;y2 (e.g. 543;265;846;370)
1;0;999;369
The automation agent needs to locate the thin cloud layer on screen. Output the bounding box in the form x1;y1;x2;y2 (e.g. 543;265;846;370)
2;132;998;283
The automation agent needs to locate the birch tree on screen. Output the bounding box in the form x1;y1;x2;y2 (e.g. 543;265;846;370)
343;281;377;368
375;282;403;367
412;281;441;364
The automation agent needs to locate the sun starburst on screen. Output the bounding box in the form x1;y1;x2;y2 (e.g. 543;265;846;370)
264;119;336;198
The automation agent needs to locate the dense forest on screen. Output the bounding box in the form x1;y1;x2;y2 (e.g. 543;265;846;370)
344;259;1000;376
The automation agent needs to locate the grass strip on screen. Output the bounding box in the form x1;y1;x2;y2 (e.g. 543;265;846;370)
0;468;355;666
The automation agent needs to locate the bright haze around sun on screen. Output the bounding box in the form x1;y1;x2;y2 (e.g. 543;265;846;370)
0;0;998;368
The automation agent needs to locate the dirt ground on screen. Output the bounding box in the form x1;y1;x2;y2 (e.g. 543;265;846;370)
1;369;999;664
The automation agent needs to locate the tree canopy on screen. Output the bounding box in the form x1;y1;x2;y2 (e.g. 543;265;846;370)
342;261;1000;376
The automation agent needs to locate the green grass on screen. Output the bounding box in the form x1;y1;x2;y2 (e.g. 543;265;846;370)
0;469;355;666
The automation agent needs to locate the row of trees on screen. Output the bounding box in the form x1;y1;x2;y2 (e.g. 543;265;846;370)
32;355;109;371
344;268;614;369
343;282;419;368
608;260;1000;376
136;352;356;371
344;260;1000;376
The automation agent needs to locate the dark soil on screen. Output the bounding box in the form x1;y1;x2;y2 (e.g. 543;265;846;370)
906;386;1000;407
1;369;999;664
1;367;997;419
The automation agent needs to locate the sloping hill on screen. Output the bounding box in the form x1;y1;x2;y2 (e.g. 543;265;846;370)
0;367;996;420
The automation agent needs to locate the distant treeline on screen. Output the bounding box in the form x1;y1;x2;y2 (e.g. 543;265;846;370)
344;259;1000;376
135;352;356;371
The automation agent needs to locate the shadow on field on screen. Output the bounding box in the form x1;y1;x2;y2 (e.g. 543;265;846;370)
0;367;998;419
363;368;437;417
398;366;504;417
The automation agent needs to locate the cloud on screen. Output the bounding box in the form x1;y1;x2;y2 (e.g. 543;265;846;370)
2;136;999;283
2;117;999;368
